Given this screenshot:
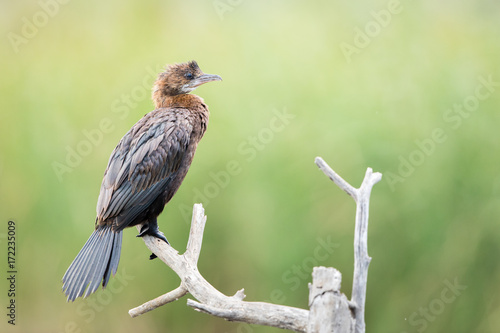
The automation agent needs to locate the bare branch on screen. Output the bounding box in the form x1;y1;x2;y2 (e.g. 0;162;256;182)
187;299;309;331
308;267;354;333
128;205;208;317
129;285;188;318
351;168;381;333
314;157;357;199
129;158;380;333
184;204;207;265
315;157;382;333
130;204;308;332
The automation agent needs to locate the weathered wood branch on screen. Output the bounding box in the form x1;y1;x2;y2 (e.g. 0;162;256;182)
315;157;382;333
129;285;188;317
129;204;308;332
308;267;354;333
129;157;381;333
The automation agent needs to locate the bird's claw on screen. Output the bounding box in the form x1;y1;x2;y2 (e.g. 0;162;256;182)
136;224;169;244
137;223;169;260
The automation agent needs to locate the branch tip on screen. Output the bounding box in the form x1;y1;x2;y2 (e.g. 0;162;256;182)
233;288;246;301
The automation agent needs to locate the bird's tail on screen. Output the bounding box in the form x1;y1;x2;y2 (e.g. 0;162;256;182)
62;225;122;302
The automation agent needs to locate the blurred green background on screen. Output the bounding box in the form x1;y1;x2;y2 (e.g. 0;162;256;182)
1;0;500;332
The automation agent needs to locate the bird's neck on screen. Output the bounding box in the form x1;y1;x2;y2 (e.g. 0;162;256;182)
154;94;205;110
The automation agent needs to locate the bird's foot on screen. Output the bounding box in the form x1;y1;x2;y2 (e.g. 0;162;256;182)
136;224;169;244
137;223;169;260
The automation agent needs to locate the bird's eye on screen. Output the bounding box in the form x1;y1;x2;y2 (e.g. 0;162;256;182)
185;72;194;80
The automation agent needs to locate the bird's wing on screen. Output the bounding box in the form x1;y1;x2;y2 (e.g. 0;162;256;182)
95;110;193;230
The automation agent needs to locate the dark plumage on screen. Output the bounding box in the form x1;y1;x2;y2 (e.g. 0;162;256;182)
62;61;221;301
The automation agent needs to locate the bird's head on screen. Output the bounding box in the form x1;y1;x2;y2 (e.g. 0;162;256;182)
153;61;222;100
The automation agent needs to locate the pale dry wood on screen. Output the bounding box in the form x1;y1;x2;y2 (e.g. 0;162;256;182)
129;204;308;332
315;157;382;333
187;299;309;331
129;285;188;317
314;157;357;199
129;158;381;333
308;267;354;333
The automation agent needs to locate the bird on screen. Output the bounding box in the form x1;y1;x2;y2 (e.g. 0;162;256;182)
62;61;221;302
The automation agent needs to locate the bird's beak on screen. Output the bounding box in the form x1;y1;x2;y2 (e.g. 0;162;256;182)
189;73;222;88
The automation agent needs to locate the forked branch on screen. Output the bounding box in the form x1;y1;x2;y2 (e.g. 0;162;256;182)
129;157;381;333
315;157;382;333
129;204;308;332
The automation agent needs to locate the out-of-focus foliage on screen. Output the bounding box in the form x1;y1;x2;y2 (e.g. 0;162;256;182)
1;0;499;332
